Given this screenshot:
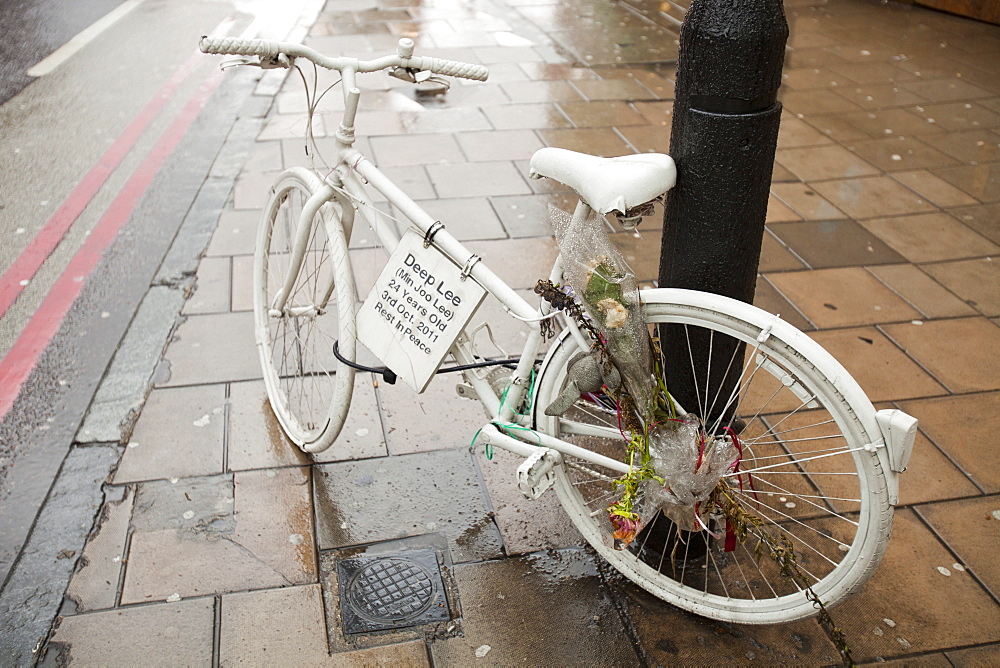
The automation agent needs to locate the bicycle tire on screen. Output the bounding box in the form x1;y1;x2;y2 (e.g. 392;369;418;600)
253;167;357;452
533;288;892;624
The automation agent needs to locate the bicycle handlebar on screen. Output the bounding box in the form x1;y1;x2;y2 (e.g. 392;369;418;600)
199;35;489;82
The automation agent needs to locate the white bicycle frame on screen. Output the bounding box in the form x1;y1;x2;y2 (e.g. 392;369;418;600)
264;54;635;482
240;36;916;501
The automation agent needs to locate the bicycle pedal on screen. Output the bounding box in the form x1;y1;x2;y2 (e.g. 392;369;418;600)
516;448;559;500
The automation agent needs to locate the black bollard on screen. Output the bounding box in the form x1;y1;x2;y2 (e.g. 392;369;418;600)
657;0;788;425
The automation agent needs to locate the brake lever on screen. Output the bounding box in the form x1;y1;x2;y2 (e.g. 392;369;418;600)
219;53;292;71
220;57;255;70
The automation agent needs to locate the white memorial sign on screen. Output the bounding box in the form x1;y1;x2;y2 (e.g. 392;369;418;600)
357;230;487;392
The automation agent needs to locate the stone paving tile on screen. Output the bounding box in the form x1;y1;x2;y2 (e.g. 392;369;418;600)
557;99;647;127
401;107;493;134
919;128;1000;164
782;89;865;116
464;236;560;290
227;377;387;470
227;380;311;470
945;643;1000;666
921;257;1000;317
572;75;661;101
65;487;133;612
834;82;930;111
121;468;315;603
776;116;836;149
454;128;545;162
608;578;844;665
233;170;282;210
837;108;939;139
901;78;994;104
429;549;640;665
916;495;1000;600
115;384;226;483
808;327;946;403
183;256;230;315
857;652;953;667
499;79;582;103
536;127;634;157
775;144;880;181
368;133;464;167
913;101;1000;132
895;432;979;506
159;311;260;387
220;585;333;665
205;209;259;257
414;196;507;240
770;182;848;220
632;99;673;126
481;102;571;130
767;219;905;268
377;373;488;456
858;212;999;263
617;123;671;153
931;162;1000;202
830;510;1000;661
882;317;1000;393
900;392;1000;494
754;277;813;331
313;448;503;563
767;267;921;328
242;138;284;173
811;175;938;219
476;447;583;555
42;598;215;665
425;160;531;198
867;264;978;319
890;169;980;207
489;192;579;238
765;192;803;223
846;135;959;173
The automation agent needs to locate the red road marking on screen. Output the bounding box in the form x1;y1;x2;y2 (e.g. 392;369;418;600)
0;67;227;421
0;18;234;320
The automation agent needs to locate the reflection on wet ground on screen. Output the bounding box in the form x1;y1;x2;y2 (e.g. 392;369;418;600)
40;0;1000;664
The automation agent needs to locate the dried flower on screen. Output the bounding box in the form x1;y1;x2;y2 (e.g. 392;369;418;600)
597;298;629;328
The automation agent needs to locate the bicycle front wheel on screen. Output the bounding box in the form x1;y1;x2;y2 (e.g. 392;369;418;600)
533;288;892;624
253;167;357;452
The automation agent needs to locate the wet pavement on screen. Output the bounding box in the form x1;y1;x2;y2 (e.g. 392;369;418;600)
20;0;1000;664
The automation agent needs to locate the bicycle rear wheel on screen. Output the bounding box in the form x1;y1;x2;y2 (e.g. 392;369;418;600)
533;288;892;624
253;167;357;452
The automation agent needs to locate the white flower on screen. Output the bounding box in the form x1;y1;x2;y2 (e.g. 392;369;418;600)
597;298;629;328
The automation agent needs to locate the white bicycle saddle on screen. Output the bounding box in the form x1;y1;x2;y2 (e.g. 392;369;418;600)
528;147;677;215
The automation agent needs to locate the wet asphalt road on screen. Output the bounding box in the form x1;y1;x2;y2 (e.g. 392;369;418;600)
0;0;127;105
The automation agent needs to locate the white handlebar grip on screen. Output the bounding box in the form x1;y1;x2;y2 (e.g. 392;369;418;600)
199;36;280;58
429;58;489;81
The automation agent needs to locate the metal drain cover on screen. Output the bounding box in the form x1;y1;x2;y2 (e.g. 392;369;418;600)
338;548;450;634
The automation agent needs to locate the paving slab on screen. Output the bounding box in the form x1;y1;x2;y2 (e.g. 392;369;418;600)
916;495;1000;600
114;384;226;483
313;448;502;563
65;486;133;613
830;510;1000;662
429;548;640;666
121;468;315;603
220;584;332;665
40;597;215;666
